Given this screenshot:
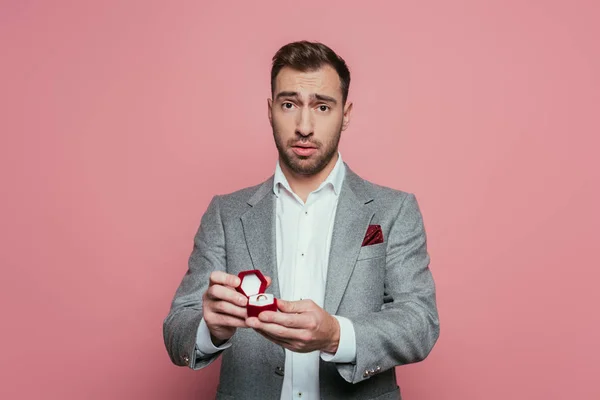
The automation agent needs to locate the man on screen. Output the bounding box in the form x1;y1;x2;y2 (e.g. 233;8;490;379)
163;41;440;400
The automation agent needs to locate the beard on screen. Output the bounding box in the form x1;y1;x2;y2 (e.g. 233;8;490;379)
272;125;342;176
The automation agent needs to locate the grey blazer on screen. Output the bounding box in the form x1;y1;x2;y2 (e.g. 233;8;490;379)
163;163;440;400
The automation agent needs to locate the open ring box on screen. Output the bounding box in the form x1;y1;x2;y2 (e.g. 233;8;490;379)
236;269;277;318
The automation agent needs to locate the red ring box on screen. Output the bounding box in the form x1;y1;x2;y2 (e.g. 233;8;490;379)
236;269;278;318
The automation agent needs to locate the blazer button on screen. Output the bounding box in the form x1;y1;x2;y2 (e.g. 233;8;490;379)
183;355;190;364
375;366;381;373
363;370;370;378
275;366;284;376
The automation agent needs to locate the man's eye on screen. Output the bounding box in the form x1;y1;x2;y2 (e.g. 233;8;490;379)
282;102;294;109
318;105;329;112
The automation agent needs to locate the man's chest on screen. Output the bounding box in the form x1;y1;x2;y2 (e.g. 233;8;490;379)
275;194;339;303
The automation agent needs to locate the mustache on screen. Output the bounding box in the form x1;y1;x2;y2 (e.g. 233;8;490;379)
288;138;321;147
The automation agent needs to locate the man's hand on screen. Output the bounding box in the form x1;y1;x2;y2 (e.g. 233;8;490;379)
203;271;273;345
203;271;247;345
246;299;340;354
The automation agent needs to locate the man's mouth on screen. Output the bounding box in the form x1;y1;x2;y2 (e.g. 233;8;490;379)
291;146;318;156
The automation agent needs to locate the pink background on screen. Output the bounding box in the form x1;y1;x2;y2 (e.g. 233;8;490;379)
1;1;598;399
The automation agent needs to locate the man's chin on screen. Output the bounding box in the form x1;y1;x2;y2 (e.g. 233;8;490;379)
290;164;319;176
286;150;315;163
280;148;335;176
285;158;321;176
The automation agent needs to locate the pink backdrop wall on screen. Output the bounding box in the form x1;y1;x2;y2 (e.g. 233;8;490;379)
1;1;598;399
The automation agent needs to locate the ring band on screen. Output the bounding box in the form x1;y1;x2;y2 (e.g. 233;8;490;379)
256;294;268;301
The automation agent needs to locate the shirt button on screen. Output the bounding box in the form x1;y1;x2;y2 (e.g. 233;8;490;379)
297;393;302;398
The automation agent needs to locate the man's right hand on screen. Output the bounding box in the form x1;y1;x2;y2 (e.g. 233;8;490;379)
202;271;272;345
203;271;248;345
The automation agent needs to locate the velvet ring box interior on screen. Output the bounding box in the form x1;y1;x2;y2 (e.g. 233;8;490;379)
236;269;277;318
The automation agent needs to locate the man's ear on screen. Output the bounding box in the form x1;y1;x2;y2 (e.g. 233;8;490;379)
341;101;353;131
267;98;273;127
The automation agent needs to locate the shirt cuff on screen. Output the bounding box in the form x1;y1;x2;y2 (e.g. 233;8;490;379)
320;315;356;363
195;318;233;357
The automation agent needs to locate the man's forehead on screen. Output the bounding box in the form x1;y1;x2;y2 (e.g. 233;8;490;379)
274;65;342;98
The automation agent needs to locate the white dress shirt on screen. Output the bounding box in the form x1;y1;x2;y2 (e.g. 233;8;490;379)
195;151;357;400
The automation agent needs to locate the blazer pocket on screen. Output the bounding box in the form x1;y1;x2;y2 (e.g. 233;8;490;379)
356;242;386;261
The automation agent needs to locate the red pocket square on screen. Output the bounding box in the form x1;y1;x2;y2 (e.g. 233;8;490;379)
362;224;384;246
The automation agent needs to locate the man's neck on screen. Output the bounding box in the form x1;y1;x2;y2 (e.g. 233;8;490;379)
280;152;339;203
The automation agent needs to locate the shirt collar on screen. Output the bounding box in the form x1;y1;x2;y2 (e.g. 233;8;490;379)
273;151;345;197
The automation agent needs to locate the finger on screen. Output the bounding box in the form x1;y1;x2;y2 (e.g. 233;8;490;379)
205;313;248;328
250;321;293;346
255;329;292;346
206;284;248;307
258;310;314;329
209;271;241;288
265;276;272;288
211;300;248;319
254;328;313;353
277;299;315;314
246;317;307;341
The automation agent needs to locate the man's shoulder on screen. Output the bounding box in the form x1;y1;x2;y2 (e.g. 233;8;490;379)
347;167;413;204
365;178;411;198
212;166;417;210
352;173;424;224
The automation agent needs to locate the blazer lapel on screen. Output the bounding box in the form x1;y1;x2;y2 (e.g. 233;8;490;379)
324;165;375;315
240;176;281;300
240;176;286;364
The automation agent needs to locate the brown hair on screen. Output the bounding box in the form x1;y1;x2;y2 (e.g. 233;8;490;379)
271;41;351;104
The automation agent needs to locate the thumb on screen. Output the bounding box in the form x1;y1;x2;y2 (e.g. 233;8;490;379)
265;276;272;288
276;299;292;312
277;299;311;313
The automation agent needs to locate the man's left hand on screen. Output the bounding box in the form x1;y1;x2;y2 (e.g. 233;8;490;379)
246;299;340;354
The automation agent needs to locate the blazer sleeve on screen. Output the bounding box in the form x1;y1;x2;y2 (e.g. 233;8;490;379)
163;194;228;370
337;193;440;383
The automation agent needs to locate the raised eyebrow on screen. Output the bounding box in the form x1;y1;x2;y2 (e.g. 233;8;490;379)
275;91;338;105
313;94;337;105
275;91;300;101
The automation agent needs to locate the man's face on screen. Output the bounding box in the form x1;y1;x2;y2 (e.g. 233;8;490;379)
268;65;352;176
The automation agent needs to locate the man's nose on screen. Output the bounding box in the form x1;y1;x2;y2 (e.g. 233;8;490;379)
295;107;314;137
